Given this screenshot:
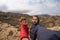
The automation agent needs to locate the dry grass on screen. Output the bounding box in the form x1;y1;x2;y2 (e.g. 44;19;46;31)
0;21;19;40
0;21;60;40
47;26;60;31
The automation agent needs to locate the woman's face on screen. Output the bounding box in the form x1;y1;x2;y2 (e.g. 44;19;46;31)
32;16;38;24
22;19;28;25
22;20;26;23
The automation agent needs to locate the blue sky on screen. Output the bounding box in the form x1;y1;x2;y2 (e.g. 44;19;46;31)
0;0;60;15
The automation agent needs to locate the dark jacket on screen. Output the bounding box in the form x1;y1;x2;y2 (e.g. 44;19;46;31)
30;24;60;40
37;26;60;40
30;24;39;40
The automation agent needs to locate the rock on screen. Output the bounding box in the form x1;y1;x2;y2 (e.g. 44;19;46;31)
55;20;60;26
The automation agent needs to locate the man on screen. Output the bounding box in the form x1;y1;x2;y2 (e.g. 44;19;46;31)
30;16;40;40
30;16;60;40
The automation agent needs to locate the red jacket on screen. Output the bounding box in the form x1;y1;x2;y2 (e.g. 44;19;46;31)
20;22;29;40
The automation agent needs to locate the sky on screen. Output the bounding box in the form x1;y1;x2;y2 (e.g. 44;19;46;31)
0;0;60;15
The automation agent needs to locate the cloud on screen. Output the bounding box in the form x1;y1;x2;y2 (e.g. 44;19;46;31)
0;0;60;15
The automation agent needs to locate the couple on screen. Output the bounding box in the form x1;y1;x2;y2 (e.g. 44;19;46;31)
20;16;60;40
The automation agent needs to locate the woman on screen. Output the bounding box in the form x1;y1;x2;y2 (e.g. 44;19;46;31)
20;16;29;40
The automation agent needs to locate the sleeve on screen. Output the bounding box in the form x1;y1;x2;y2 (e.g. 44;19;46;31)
48;31;60;40
49;34;60;40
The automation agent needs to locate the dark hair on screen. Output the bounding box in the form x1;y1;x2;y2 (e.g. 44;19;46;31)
33;15;40;24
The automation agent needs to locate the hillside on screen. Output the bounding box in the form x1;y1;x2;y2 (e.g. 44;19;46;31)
0;12;60;40
0;12;60;28
0;21;19;40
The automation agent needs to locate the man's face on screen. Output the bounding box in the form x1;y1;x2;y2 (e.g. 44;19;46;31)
32;16;38;24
